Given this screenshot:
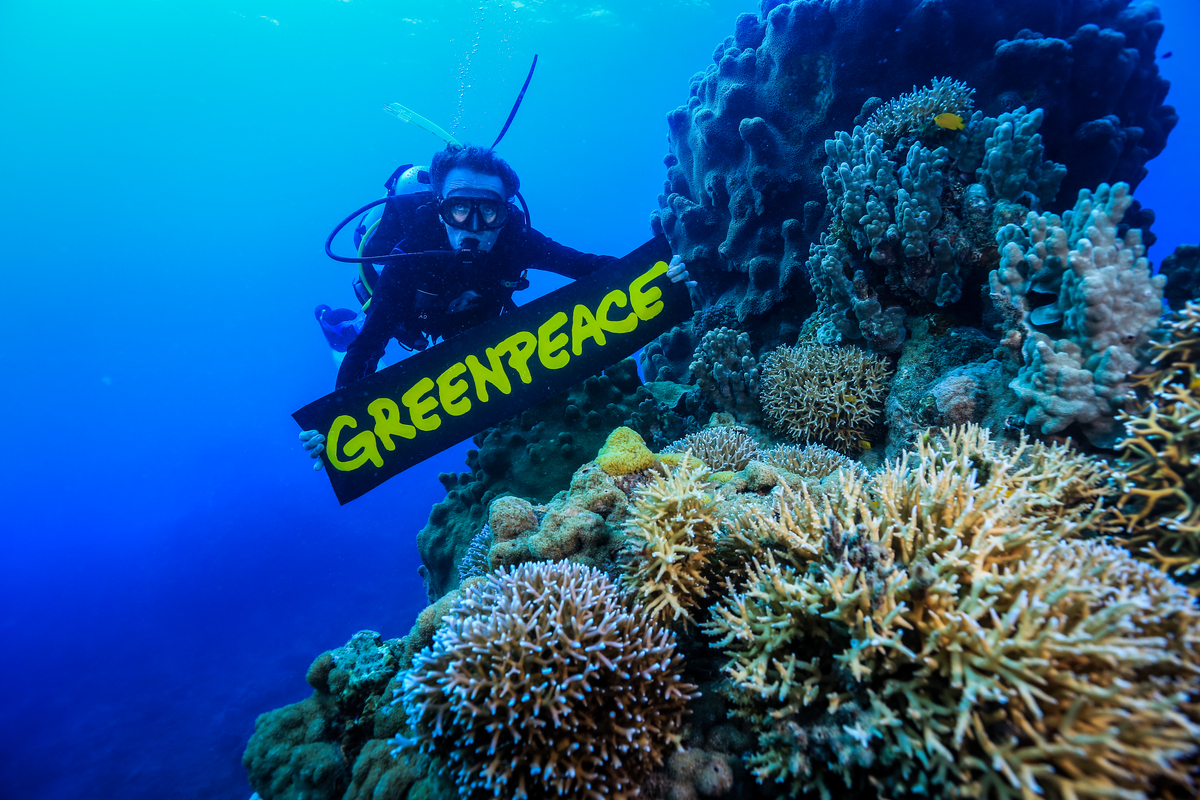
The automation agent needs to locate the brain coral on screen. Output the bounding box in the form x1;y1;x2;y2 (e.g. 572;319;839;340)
759;342;890;451
620;459;719;627
399;560;697;799
706;424;1200;799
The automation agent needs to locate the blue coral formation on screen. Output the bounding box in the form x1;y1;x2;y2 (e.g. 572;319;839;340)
652;0;1172;326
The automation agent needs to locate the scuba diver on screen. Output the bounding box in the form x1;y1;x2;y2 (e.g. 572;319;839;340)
300;63;696;470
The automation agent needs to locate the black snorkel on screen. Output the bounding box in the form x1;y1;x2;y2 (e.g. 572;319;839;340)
324;55;537;265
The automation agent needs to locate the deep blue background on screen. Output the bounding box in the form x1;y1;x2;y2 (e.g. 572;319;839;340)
0;1;1196;798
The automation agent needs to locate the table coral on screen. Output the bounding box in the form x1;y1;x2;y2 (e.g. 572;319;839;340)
706;424;1200;800
1115;301;1200;591
759;342;890;452
398;561;698;799
620;459;720;628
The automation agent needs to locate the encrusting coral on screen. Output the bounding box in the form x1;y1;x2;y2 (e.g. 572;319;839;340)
1114;301;1200;591
706;424;1199;800
397;560;698;799
620;459;719;628
759;342;890;452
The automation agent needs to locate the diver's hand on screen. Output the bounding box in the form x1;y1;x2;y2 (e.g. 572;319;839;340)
666;254;702;311
447;290;482;314
300;429;326;471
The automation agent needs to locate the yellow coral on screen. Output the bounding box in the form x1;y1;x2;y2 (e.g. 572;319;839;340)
595;426;656;476
620;459;719;627
706;424;1200;800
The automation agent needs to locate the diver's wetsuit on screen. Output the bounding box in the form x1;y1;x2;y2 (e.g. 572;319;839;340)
336;205;615;390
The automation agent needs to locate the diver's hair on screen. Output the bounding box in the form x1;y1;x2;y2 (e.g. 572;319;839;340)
430;144;521;200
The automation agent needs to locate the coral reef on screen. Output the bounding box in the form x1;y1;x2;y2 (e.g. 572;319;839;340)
706;425;1200;799
1114;301;1200;591
689;327;762;422
487;464;629;573
620;459;719;627
416;359;687;601
759;342;890;452
662;426;761;472
244;630;452;800
399;561;698;798
654;0;1173;329
993;182;1166;446
808;104;1062;354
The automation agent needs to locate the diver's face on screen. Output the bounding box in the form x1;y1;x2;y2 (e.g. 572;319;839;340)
441;167;506;252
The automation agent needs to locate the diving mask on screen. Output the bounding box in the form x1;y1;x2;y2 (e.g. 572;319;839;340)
438;194;509;232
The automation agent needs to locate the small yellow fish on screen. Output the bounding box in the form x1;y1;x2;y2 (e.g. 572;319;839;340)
933;112;965;131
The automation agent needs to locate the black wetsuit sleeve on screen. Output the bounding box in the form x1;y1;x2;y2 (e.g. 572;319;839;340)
335;266;409;390
515;227;616;278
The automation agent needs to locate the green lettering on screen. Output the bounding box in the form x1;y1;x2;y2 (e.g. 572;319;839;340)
367;398;416;451
495;331;537;384
402;378;441;432
538;311;570;370
466;349;513;402
437;362;472;416
326;415;383;471
629;260;668;321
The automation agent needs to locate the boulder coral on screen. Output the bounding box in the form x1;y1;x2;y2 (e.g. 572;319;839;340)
398;560;698;799
706;425;1200;799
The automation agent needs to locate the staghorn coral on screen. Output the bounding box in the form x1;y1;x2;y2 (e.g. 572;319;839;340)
760;443;863;481
994;182;1166;446
1115;301;1200;590
865;77;975;141
705;424;1199;800
662;426;761;472
399;560;697;799
759;342;890;452
620;459;720;628
689;327;761;422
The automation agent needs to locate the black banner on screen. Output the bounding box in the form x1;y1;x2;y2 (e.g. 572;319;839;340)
294;235;687;504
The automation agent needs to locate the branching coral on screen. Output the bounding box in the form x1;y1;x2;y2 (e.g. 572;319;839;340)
993;182;1166;446
706;424;1200;800
1115;301;1200;590
689;327;761;422
620;460;719;627
456;524;493;583
662;426;760;473
760;443;864;481
759;343;890;452
399;560;697;799
865;77;975;141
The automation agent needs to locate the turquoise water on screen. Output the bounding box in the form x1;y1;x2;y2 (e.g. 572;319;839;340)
0;0;1197;797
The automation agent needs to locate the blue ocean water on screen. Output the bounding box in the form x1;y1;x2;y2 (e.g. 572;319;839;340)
0;1;1196;798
